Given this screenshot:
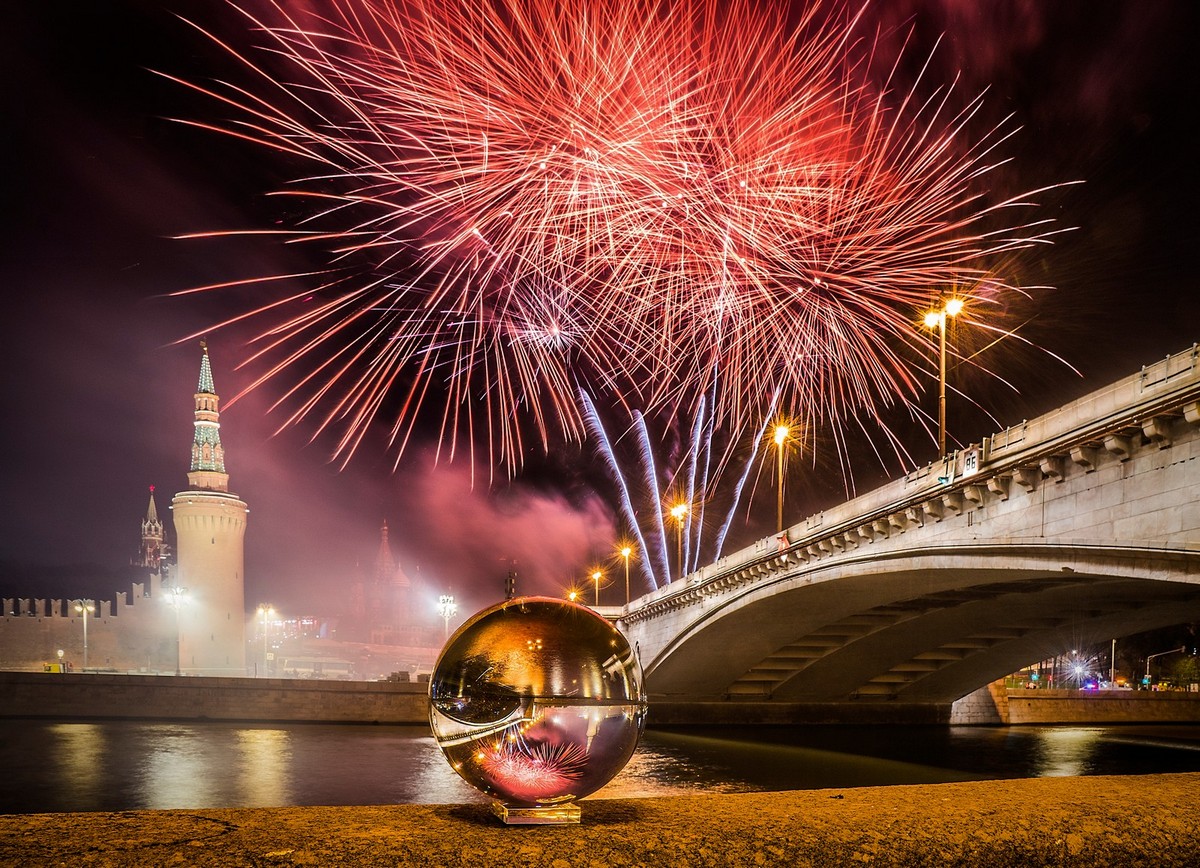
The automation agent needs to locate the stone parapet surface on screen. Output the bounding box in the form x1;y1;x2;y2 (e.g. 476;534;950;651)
2;773;1197;867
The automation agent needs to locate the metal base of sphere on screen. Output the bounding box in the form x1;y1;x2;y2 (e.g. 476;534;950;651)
429;596;648;823
491;801;581;825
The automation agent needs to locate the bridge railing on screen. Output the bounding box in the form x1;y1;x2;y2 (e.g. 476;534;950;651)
625;343;1200;621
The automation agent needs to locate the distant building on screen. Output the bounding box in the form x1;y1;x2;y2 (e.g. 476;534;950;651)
0;343;248;675
342;520;441;651
132;485;171;582
170;341;249;676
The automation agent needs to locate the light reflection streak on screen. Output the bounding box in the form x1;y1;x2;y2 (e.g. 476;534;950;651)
235;728;292;806
47;723;105;806
142;725;220;808
1027;727;1102;778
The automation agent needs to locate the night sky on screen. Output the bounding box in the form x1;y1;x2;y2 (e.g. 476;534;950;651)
2;1;1196;621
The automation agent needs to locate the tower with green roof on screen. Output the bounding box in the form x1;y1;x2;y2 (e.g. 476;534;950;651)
170;342;248;676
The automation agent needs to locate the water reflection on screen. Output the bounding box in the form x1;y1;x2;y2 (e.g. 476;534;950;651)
47;724;105;806
1026;727;1103;777
236;729;291;806
142;725;222;809
2;721;1198;814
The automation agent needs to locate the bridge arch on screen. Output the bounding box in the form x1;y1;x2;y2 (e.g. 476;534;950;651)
619;346;1200;717
641;543;1200;705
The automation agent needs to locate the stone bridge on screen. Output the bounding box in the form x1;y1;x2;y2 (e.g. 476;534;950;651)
618;344;1200;721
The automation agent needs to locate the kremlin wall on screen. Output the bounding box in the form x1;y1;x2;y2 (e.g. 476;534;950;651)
0;344;443;680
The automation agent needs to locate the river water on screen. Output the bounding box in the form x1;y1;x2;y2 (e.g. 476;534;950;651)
3;721;1199;814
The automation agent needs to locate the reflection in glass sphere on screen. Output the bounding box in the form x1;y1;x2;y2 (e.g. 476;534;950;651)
429;596;647;823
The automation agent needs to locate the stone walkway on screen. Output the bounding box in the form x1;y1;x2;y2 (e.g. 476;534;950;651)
3;773;1197;866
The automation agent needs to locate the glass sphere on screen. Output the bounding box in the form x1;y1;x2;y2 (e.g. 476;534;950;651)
429;596;647;811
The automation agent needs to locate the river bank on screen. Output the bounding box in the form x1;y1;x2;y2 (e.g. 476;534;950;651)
3;773;1198;867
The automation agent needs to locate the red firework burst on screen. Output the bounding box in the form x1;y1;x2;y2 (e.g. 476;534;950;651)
168;0;1071;474
478;738;589;802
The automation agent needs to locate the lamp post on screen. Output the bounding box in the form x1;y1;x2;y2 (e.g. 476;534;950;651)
669;503;688;582
73;600;95;671
256;604;275;678
168;586;188;676
773;425;790;533
923;297;964;456
437;595;457;641
620;546;632;605
1145;646;1187;685
592;571;603;606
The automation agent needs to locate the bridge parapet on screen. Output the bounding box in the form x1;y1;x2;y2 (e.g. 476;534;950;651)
624;343;1200;627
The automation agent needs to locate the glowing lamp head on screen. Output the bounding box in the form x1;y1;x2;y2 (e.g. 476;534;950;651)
923;311;941;328
773;425;790;446
621;546;632;558
670;503;688;522
945;298;964;317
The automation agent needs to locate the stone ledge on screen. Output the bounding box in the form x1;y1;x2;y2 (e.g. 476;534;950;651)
3;773;1197;867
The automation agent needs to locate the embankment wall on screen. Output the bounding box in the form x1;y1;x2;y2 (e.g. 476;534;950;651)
0;671;429;724
6;671;1200;725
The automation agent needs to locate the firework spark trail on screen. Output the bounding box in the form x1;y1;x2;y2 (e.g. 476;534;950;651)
714;391;780;558
690;383;716;575
634;411;673;586
580;390;661;590
584;384;770;592
173;0;1072;475
681;396;705;579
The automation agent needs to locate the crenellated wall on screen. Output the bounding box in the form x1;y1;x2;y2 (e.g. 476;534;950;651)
0;572;176;672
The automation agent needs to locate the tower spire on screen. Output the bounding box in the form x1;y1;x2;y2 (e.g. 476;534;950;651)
375;519;396;582
198;339;216;394
188;340;228;492
145;485;159;524
134;485;166;570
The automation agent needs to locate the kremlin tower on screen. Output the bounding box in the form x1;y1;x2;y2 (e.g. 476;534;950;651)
133;486;170;578
170;342;248;675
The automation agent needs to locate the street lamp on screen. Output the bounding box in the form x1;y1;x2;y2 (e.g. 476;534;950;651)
437;595;457;641
620;545;633;605
168;587;188;676
1145;646;1187;685
669;503;688;582
256;604;275;678
592;571;603;606
773;425;790;533
923;297;964;456
73;600;95;671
